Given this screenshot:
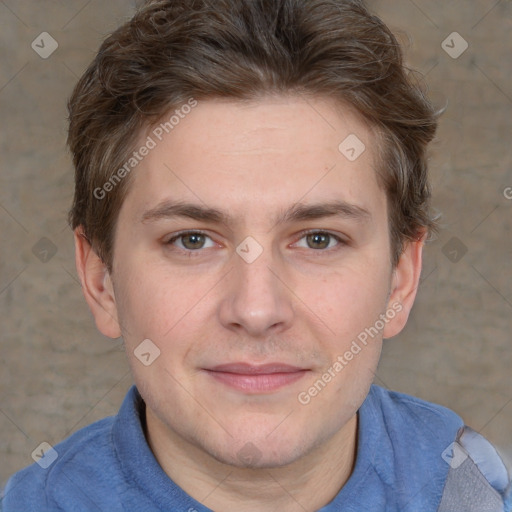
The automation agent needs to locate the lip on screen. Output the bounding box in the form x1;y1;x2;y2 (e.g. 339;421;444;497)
204;363;309;393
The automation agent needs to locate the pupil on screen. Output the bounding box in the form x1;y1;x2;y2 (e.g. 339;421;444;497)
184;234;204;249
308;233;329;249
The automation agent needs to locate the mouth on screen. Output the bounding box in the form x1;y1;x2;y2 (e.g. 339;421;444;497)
203;363;310;393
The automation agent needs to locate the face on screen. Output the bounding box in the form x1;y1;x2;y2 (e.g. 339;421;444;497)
84;96;417;469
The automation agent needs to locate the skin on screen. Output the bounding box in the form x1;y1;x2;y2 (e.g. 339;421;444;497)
75;96;424;511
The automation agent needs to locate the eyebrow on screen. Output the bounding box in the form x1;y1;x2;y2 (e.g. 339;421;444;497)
140;199;371;227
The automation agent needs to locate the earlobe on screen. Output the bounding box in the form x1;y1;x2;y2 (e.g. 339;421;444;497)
382;233;425;339
74;227;122;339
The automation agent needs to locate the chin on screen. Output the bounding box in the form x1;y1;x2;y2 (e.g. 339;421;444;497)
203;427;326;470
210;444;303;470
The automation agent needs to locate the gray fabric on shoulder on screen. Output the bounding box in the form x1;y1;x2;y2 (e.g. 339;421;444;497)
437;426;509;512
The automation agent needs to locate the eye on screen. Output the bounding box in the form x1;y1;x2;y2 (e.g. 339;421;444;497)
165;231;216;251
294;231;345;251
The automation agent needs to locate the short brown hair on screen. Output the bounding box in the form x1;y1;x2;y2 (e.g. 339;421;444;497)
68;0;438;271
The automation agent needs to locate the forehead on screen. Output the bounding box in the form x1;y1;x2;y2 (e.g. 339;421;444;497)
121;95;386;227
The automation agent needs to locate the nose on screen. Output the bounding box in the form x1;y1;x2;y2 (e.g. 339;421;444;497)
217;244;294;337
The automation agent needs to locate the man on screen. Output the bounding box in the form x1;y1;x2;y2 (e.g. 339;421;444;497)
2;0;511;510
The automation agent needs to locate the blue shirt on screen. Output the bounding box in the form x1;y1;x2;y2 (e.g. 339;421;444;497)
2;385;510;511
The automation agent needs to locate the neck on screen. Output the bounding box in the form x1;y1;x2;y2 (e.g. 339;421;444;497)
145;409;358;512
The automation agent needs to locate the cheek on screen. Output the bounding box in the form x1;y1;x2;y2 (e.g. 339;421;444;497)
113;259;194;344
305;265;391;340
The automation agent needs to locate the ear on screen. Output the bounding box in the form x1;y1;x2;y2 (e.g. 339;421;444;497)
382;232;425;339
74;227;122;339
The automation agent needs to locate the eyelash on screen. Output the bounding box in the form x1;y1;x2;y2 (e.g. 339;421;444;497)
164;229;347;255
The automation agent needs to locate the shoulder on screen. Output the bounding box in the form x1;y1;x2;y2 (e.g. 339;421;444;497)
361;385;464;485
438;426;511;512
362;385;511;510
365;384;464;437
2;416;118;511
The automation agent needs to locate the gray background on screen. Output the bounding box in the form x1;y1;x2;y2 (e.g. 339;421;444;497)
1;0;511;484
